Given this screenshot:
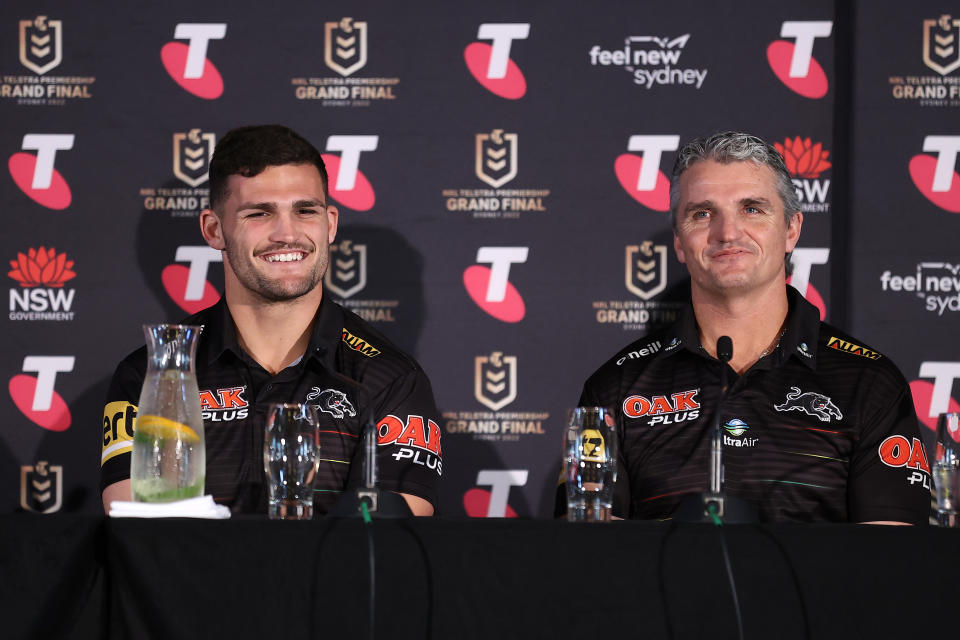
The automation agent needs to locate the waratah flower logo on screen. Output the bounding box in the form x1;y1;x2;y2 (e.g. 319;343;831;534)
774;137;832;179
8;247;76;287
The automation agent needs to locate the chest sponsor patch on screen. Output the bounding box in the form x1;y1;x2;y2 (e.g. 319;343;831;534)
306;387;357;419
199;386;248;422
377;414;442;476
342;328;381;357
774;387;842;423
879;435;931;489
722;418;758;448
622;389;700;426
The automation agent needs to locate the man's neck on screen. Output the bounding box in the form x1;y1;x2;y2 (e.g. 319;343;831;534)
692;283;789;375
225;285;324;375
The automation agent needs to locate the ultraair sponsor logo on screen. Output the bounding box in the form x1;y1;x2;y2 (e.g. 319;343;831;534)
162;246;222;314
766;21;832;98
889;16;960;108
20;461;62;513
463;469;528;517
292;17;399;107
324;240;399;323
588;33;708;89
722;418;758;448
880;262;960;316
8;247;77;321
445;352;548;443
322;135;377;211
787;247;829;320
464;23;529;99
141;129;215;217
593;241;682;332
614;135;678;211
910;361;960;431
199;386;248;422
443;129;550;219
463;247;527;322
2;16;95;106
9;356;74;431
774;136;832;213
8;134;74;209
909;136;960;212
878;435;931;489
622;389;700;427
161;23;226;99
377;414;443;476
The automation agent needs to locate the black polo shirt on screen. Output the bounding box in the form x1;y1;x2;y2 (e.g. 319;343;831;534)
101;294;442;514
577;288;929;523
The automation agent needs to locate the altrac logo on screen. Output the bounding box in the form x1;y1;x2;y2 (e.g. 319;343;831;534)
8;134;74;209
911;362;960;431
622;389;700;426
909;135;960;212
8;247;77;321
162;246;222;313
463;469;528;517
787;247;829;320
377;414;443;476
321;135;377;211
9;355;74;431
766;21;832;98
614;135;678;211
463;247;528;322
774;136;832;213
161;23;227;99
464;23;529;99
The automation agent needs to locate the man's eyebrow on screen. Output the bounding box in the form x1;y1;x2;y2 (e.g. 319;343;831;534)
293;198;326;208
682;200;715;213
739;197;773;208
236;201;277;212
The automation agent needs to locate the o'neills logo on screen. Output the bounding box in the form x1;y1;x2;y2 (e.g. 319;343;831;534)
8;247;76;321
20;461;62;513
199;386;248;422
342;328;381;357
623;389;700;426
377;414;442;476
774;136;832;213
826;336;881;360
588;34;708;89
161;23;226;99
464;23;529;99
889;16;960;108
878;435;931;489
140;129;214;217
4;16;94;106
766;21;832;99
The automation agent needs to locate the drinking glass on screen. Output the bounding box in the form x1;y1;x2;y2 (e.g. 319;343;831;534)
934;412;960;527
563;407;617;522
263;403;320;520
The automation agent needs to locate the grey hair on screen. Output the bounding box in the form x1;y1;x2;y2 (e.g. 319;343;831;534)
668;131;801;230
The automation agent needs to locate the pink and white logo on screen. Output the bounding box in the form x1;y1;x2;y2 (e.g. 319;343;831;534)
787;247;829;320
911;362;960;431
162;246;222;313
909;136;960;213
322;135;377;211
766;21;832;99
464;23;529;99
9;356;74;431
8;134;74;210
161;23;227;99
463;469;528;517
614;135;678;211
463;247;527;323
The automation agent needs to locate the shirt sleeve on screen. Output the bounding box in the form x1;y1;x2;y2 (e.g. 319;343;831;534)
99;354;145;492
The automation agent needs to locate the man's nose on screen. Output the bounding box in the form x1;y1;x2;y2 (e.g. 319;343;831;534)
269;210;299;243
710;210;741;243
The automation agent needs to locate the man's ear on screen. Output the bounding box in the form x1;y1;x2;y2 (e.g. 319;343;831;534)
673;233;687;264
326;204;339;245
199;209;225;250
785;211;803;253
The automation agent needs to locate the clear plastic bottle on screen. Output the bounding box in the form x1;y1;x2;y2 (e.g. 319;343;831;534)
130;324;205;502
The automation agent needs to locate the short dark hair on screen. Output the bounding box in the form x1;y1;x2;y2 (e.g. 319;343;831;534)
208;125;328;210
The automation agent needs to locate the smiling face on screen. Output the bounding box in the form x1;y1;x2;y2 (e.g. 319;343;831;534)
673;159;802;299
200;163;338;304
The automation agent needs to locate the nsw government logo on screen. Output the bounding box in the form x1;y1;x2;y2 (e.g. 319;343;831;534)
8;247;76;321
588;33;708;89
20;461;62;513
324;239;399;323
2;16;95;106
444;351;548;443
889;16;960;108
442;129;550;219
593;241;682;332
774;136;832;213
291;17;399;107
880;262;960;316
140;129;215;217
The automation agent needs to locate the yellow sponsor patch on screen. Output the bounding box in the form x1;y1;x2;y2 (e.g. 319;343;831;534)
342;328;381;357
101;401;137;465
826;336;882;360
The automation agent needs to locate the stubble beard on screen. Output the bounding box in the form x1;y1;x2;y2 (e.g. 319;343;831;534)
223;239;328;303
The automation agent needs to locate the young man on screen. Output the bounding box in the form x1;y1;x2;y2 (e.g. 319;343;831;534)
575;131;929;523
101;125;441;515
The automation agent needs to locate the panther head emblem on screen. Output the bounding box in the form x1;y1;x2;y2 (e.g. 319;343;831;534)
774;387;843;423
305;387;357;419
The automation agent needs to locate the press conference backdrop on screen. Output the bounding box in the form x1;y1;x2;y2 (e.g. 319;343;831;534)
1;1;957;517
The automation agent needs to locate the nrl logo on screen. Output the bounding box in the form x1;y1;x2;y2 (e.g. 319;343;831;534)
20;460;62;513
324;239;367;299
923;15;960;76
774;387;843;423
475;129;518;188
475;351;517;411
325;17;368;77
306;387;357;419
19;16;62;76
625;241;667;300
172;129;215;187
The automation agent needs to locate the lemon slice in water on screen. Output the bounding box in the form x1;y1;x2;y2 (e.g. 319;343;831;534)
136;414;200;442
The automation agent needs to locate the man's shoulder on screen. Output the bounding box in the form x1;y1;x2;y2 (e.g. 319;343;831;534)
815;322;909;387
335;303;425;378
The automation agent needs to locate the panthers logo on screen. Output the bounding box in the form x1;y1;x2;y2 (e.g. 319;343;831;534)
306;387;357;419
774;387;843;423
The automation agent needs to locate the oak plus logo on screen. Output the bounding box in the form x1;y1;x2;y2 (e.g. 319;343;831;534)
20;461;62;513
911;362;960;431
588;33;708;89
463;470;528;517
324;239;398;322
889;16;960;108
162;246;222;313
593;240;682;332
880;261;960;316
463;247;527;322
9;356;74;431
614;135;678;211
623;388;700;427
475;351;517;411
8;134;74;210
909;136;960;212
161;23;226;99
322;135;377;211
774;136;832;213
377;414;443;477
200;386;248;422
140;129;214;218
8;247;76;321
787;247;829;320
464;23;529;99
766;21;832;99
4;16;94;106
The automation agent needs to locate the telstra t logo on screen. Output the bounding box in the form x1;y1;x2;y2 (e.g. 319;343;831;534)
463;247;528;323
464;23;530;99
463;469;528;517
322;135;378;211
162;246;222;313
910;362;960;431
9;356;74;431
8;134;74;210
766;21;832;98
786;247;829;320
909;136;960;213
161;23;227;99
614;135;679;211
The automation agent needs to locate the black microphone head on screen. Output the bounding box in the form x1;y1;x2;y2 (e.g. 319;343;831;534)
717;336;733;363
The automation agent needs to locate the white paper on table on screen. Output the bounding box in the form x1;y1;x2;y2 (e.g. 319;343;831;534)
109;495;231;519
